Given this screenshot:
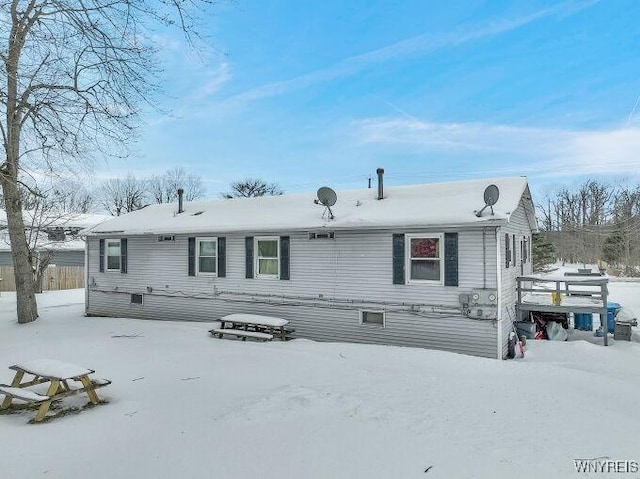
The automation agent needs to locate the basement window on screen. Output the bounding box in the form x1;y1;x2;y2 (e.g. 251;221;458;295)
130;294;143;305
360;310;385;327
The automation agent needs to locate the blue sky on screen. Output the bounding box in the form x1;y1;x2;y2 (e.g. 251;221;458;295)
98;0;640;199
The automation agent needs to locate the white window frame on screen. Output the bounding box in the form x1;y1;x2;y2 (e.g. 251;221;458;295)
255;236;280;279
359;309;386;327
196;237;218;276
405;233;444;285
105;238;121;272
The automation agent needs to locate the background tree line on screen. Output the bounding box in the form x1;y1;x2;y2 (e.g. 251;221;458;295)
535;179;640;275
99;173;282;215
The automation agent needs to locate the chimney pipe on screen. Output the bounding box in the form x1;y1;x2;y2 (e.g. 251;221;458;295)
376;168;384;200
177;188;184;213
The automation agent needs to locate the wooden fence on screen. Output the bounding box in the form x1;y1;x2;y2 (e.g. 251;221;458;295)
0;266;84;292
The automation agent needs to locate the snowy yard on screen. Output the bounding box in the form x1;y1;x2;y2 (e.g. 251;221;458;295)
1;286;639;479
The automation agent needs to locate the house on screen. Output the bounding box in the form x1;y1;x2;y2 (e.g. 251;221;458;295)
83;174;537;359
0;210;108;291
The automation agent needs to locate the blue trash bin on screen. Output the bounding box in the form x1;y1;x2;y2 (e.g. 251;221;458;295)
606;302;621;333
574;313;593;331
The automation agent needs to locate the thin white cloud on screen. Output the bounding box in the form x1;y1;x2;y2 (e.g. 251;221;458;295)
191;62;232;100
221;0;600;107
351;117;640;178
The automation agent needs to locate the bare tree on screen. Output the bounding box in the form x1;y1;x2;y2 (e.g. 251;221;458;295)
535;179;640;274
223;178;284;198
50;181;94;214
100;174;147;216
0;1;212;323
148;167;205;204
6;182;92;292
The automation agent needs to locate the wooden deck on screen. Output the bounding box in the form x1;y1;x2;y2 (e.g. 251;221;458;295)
516;274;610;345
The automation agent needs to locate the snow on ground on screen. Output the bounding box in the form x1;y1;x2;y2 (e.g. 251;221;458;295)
1;286;639;479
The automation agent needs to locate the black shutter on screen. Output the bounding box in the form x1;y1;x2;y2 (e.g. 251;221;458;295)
392;233;405;284
99;239;105;272
505;234;510;269
245;236;254;278
444;232;458;286
280;236;290;280
512;235;517;266
120;238;128;273
217;237;226;277
188;237;196;276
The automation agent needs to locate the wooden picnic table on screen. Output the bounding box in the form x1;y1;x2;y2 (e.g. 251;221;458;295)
0;359;111;423
210;313;295;341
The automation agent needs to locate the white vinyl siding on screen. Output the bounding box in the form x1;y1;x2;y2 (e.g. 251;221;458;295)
499;197;535;358
87;227;500;358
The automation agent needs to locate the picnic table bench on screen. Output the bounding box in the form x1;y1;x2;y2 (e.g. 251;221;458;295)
210;314;295;342
0;359;111;423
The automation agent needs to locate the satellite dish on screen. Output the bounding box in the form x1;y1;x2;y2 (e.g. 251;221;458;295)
316;187;337;207
475;184;500;217
314;186;337;220
483;184;500;207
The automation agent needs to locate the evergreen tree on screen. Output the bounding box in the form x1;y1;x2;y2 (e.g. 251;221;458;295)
532;233;556;272
602;230;626;266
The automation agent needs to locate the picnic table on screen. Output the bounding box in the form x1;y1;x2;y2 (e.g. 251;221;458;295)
210;313;295;341
0;359;111;423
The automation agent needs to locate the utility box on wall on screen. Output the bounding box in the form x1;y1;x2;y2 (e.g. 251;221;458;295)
459;289;498;320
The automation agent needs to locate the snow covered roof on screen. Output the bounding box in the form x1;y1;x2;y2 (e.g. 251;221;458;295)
86;176;534;236
0;210;109;229
0;210;107;251
0;236;86;252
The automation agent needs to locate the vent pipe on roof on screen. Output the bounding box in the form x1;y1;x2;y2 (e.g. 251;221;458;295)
177;188;184;214
376;168;384;200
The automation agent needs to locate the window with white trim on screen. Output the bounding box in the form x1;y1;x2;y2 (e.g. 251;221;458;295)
406;234;443;283
255;236;279;278
360;310;385;327
106;239;121;271
197;237;218;275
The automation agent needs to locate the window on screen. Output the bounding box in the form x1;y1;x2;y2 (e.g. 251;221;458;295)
505;234;511;269
406;234;443;283
360;310;385;327
255;237;279;277
197;238;217;275
106;239;121;271
131;294;143;305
